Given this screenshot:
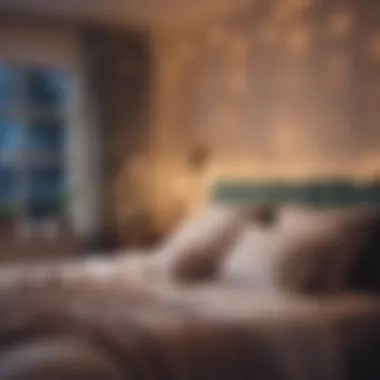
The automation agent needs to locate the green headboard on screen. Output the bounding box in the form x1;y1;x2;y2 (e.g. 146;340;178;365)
211;178;380;207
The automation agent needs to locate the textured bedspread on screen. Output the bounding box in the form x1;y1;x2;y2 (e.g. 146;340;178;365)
0;259;379;380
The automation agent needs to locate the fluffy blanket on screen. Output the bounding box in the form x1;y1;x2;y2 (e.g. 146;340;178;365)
0;256;379;380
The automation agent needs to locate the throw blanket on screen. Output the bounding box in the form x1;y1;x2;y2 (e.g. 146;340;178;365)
0;258;379;380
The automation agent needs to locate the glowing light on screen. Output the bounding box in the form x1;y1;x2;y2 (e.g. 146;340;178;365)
291;0;312;10
327;11;352;37
260;24;278;45
286;26;310;53
368;33;380;61
171;175;189;197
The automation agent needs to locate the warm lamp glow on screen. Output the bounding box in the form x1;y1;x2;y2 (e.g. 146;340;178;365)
327;11;352;37
368;33;380;61
274;125;299;153
286;26;310;53
292;0;312;10
171;175;189;197
259;24;278;45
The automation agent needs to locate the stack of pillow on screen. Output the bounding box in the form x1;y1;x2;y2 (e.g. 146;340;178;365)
153;202;380;295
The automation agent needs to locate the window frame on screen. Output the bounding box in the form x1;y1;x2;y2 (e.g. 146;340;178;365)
0;24;101;237
1;63;71;223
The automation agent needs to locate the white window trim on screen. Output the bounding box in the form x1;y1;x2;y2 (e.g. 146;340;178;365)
0;23;101;237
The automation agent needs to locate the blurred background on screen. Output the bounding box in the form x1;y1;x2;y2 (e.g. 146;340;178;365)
0;0;379;261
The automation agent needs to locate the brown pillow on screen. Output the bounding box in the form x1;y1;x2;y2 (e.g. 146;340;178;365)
153;203;276;282
220;204;380;294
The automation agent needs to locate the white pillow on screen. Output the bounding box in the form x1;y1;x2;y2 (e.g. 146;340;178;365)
153;203;275;282
221;205;380;294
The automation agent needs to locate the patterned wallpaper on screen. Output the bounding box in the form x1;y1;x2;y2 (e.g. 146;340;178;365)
150;0;380;228
80;0;380;235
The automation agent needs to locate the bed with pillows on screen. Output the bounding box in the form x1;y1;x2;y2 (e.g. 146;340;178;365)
0;189;379;379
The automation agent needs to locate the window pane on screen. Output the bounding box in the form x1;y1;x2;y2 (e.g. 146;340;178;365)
0;65;18;108
26;167;64;218
26;68;69;108
0;117;21;162
26;119;64;158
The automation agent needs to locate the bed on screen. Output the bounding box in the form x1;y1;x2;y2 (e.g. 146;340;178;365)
0;280;379;380
0;178;380;380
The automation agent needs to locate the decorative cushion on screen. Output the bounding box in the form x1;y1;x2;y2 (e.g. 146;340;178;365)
220;204;380;294
153;203;276;282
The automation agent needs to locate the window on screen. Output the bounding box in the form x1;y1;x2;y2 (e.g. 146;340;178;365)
0;64;69;223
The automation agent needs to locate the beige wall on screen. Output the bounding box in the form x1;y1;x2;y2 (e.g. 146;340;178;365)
149;0;380;231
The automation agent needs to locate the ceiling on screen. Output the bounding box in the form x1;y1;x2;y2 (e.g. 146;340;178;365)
0;0;253;29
